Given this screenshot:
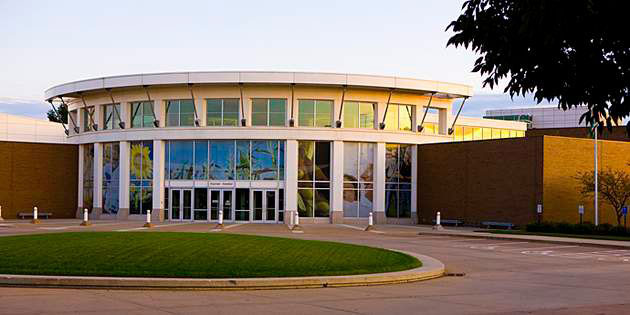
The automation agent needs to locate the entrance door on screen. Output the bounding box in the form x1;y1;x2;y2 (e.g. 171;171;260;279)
210;189;234;222
170;189;192;221
252;189;277;223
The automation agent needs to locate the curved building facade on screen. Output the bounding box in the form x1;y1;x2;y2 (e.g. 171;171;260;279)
45;71;526;225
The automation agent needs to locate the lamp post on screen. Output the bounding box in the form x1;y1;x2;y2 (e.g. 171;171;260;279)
594;122;599;226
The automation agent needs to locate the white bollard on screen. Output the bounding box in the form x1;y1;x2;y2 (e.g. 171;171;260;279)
31;206;40;224
143;210;153;227
218;209;224;226
365;211;374;231
80;208;91;226
0;205;3;221
433;211;443;230
292;211;302;231
295;211;300;226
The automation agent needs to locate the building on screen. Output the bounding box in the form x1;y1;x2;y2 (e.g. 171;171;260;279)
43;71;527;224
485;106;588;129
418;136;630;227
0;113;77;219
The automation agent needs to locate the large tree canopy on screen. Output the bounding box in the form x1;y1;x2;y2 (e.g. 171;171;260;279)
447;0;629;134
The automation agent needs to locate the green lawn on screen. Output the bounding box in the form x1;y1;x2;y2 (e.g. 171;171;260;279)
0;232;421;278
483;229;630;241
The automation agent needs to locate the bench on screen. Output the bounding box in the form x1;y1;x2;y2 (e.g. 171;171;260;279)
481;221;514;229
18;212;52;220
432;219;464;226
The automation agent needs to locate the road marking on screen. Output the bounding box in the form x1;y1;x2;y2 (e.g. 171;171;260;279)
115;222;193;232
502;245;579;252
338;224;365;231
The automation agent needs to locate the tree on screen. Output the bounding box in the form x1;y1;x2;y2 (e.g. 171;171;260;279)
447;0;630;134
47;103;68;124
575;168;630;225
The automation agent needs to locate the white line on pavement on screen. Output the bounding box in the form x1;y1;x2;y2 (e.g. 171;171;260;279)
115;222;194;232
503;245;579;252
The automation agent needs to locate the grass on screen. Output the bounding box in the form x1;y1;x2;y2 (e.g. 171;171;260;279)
0;232;421;278
483;229;630;241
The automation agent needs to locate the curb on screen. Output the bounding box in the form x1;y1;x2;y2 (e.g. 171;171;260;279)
418;231;630;249
0;251;444;290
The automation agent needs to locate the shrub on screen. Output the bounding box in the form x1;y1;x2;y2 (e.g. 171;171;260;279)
526;221;629;237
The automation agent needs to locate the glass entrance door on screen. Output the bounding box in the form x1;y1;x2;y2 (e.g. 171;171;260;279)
209;189;234;222
170;189;192;221
252;189;277;223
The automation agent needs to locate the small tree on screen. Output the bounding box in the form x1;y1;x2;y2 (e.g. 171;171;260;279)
575;169;630;225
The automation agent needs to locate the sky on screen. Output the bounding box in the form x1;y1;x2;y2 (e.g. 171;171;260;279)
0;0;554;119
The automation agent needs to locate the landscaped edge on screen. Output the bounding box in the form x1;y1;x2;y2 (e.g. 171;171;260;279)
0;251;444;290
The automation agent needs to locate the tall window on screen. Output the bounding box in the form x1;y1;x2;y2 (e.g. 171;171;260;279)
252;99;286;126
166;99;195;127
82;144;94;211
83;107;95;132
343;142;374;218
165;140;284;181
385;104;414;131
343;101;374;128
297;141;330;218
207;99;239;126
385;144;412;218
298;100;332;127
102;142;120;214
131;101;155;128
422;122;438;135
69;110;78;134
130;141;153;215
102;104;121;130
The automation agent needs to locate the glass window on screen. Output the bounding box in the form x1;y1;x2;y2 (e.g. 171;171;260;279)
166;99;196;127
252;98;286;126
492;128;501;139
510;130;518;138
385;104;414;131
102;104;121;130
83;107;95;132
206;99;239;126
344;101;374;129
473;127;482;140
131;101;155;128
516;130;525;137
501;129;510;138
385;143;413;218
298;100;332;127
251;140;278;180
343;142;374;218
463;126;473;141
236;140;250;180
210;140;235;180
194;140;208;180
130;141;153;215
454;125;464;141
422;122;437;135
168;140;194;180
102;142;120;215
82;144;94;211
298;141;331;218
482;127;492;139
235;188;250;221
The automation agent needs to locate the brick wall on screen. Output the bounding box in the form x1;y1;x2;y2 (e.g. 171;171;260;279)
0;141;78;219
542;136;630;225
527;127;629;142
418;137;543;227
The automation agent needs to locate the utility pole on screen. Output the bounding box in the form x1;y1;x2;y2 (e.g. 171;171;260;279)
594;122;599;226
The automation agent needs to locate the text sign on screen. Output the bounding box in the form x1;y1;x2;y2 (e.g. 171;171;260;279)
579;205;584;215
537;204;543;214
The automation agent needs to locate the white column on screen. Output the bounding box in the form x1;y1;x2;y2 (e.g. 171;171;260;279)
94;104;102;131
331;140;344;223
119;101;129;128
154;99;165;127
77;144;84;218
197;97;205;126
411;145;418;223
118;141;130;219
438;108;449;135
374;142;386;223
153;140;165;222
285;140;299;224
375;101;386;129
93;142;103;219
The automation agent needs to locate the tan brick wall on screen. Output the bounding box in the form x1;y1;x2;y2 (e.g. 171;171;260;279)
542;136;630;225
418;137;543;226
0;141;78;219
527;127;629;142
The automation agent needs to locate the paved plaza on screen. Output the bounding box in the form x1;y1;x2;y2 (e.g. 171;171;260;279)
1;220;629;314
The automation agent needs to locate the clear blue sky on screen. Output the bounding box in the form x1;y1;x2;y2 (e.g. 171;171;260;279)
0;0;551;118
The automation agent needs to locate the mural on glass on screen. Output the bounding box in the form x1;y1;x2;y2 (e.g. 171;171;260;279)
297;141;330;217
102;142;120;215
343;142;374;218
165;140;284;181
82;144;94;212
130;141;153;215
385;143;413;218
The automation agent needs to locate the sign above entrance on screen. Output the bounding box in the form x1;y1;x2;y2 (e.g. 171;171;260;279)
209;182;235;188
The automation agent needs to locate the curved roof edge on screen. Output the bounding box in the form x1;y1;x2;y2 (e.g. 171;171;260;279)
45;71;473;100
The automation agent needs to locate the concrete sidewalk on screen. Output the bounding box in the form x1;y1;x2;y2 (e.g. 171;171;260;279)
414;224;630;248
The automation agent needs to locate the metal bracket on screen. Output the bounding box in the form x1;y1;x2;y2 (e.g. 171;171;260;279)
418;92;436;132
79;93;98;131
448;96;469;135
59;97;80;134
336;85;348;128
143;85;159;127
239;83;246;126
289;83;296;127
379;88;394;130
188;84;200;127
106;88;125;129
47;99;69;135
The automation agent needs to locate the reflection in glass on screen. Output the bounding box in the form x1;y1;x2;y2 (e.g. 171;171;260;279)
194;140;208;180
344;102;359;128
169;141;193;180
102;142;120;215
298;141;314;181
236;141;250;180
314;189;330;217
298;188;313;217
299;100;315;127
210;140;235;180
130;141;153;215
83;144;94;212
399;105;413;131
251;140;277;180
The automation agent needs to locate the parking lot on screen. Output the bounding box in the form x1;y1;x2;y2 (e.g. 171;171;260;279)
1;220;630;314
